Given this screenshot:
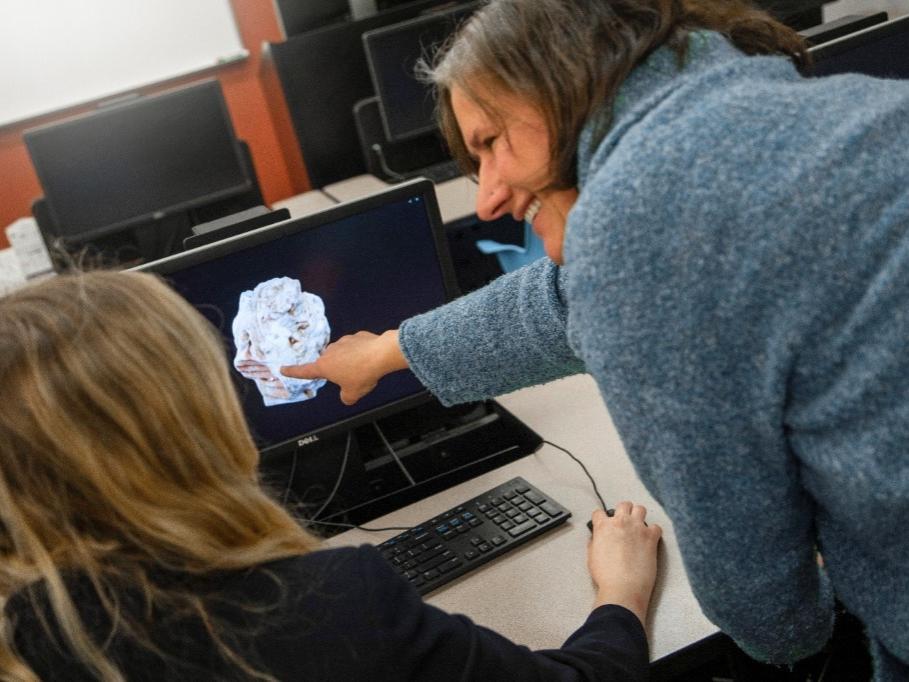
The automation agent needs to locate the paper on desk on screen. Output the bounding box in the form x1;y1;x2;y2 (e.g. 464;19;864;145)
5;217;54;279
0;249;26;297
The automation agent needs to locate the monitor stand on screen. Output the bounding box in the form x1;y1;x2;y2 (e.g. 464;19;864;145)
261;398;542;536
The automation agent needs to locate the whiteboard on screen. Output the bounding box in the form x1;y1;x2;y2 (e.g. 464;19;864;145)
0;0;248;127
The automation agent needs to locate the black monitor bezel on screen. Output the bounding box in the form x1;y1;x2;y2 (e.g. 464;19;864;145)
362;3;477;143
24;79;253;243
808;13;909;64
134;178;460;458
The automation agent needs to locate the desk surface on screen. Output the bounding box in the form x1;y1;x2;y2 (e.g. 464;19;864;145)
275;175;478;227
325;373;718;661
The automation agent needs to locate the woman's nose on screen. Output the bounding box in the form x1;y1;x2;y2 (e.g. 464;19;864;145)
475;167;512;222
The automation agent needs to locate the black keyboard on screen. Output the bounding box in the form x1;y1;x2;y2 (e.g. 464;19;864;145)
377;477;571;595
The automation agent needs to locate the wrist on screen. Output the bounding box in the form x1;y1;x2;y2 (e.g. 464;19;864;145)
378;329;408;374
594;591;648;628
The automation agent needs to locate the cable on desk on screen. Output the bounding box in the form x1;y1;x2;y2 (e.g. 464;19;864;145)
300;431;413;533
540;439;611;514
373;421;416;486
282;448;300;507
299;438;613;535
306;518;413;533
307;430;353;522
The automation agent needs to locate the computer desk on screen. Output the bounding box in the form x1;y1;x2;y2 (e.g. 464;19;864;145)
271;177;719;662
322;373;719;664
274;174;479;226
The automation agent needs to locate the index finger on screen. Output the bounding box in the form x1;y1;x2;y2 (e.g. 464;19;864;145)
280;362;321;380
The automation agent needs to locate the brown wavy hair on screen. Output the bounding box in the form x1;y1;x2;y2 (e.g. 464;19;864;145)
422;0;809;189
0;271;320;681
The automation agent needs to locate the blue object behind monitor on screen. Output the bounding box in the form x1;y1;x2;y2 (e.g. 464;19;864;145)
136;179;458;458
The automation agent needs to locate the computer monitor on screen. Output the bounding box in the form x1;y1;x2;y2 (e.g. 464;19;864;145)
272;0;349;37
266;0;473;187
24;79;252;243
363;3;477;143
136;179;459;459
808;14;909;78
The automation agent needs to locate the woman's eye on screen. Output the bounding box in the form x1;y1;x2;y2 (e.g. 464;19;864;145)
481;136;496;150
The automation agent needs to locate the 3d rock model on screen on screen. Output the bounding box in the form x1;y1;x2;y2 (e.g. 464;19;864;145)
232;277;331;406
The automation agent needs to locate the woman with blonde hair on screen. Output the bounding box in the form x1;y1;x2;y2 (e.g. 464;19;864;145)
0;270;660;681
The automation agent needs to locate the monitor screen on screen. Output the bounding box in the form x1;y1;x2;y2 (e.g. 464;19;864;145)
363;3;477;142
136;179;458;458
24;79;251;242
272;0;349;37
808;14;909;78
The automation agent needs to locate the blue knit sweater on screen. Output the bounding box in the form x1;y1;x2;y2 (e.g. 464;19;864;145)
400;33;909;679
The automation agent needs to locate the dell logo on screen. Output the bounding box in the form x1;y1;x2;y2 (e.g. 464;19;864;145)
297;435;320;447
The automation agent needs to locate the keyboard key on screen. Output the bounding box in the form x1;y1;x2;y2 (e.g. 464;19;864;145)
540;502;564;517
524;491;545;504
491;535;506;546
438;557;462;574
508;520;537;537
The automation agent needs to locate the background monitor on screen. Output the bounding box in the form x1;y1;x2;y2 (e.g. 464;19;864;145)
272;0;350;37
265;0;473;187
808;14;909;78
24;79;251;242
363;3;477;142
137;179;459;458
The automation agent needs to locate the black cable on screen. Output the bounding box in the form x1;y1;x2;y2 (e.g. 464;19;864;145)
308;430;353;522
294;437;612;534
541;439;611;514
281;449;299;507
306;518;413;532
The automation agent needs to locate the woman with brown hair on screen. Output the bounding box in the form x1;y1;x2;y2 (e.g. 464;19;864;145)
0;270;660;681
282;1;909;679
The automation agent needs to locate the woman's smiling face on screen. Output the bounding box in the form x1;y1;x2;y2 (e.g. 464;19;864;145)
451;85;578;265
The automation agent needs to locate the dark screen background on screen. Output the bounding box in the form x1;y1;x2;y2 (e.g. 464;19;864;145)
365;3;476;141
162;193;447;452
810;24;909;79
24;80;249;238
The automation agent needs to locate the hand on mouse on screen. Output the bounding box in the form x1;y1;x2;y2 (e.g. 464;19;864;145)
586;502;662;627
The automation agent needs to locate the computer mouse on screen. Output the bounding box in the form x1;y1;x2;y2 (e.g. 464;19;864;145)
586;509;616;533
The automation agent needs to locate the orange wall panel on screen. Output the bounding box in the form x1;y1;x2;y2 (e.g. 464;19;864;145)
0;0;308;249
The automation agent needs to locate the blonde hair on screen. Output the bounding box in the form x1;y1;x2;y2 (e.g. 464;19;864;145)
422;0;809;189
0;271;320;680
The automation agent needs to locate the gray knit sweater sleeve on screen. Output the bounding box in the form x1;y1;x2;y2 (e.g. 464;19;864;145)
398;257;585;405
